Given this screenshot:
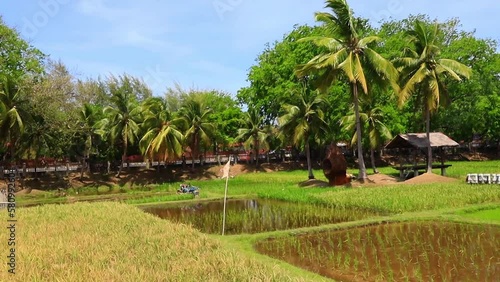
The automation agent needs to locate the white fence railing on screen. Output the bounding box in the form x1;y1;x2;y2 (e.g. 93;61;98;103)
0;191;8;209
466;174;500;184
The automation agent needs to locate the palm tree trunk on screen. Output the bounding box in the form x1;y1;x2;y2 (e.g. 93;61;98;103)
33;151;38;180
117;154;125;177
305;141;314;179
86;151;91;173
80;157;85;180
497;140;500;157
370;148;379;174
191;135;197;171
157;155;161;173
254;139;259;167
353;83;367;180
80;145;88;180
117;140;127;177
425;106;433;173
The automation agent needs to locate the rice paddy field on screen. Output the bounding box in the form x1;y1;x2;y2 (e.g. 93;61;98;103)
2;160;500;281
255;221;499;281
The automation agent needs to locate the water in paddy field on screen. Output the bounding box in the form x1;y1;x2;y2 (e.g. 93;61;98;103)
142;198;377;234
255;221;500;282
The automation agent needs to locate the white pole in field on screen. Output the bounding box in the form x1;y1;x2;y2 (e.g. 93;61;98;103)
221;159;231;235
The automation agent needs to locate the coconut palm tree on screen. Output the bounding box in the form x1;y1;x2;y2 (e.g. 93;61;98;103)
279;80;328;179
341;97;392;174
77;103;101;178
99;90;142;177
296;0;399;181
19;114;54;175
0;76;32;165
396;20;471;172
236;107;270;167
179;98;215;171
139;97;184;169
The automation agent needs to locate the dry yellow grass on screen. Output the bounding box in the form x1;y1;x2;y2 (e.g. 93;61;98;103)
0;202;310;282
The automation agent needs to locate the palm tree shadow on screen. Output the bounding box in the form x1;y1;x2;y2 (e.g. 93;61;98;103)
298;179;330;187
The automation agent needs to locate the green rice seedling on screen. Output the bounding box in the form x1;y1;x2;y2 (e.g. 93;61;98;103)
352;256;359;272
335;252;342;268
343;252;351;269
256;221;499;282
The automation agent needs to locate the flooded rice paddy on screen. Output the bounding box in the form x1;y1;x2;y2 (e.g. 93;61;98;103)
255;221;499;282
142;198;377;234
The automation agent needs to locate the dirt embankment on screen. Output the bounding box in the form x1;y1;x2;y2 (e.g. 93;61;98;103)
1;162;459;193
1;162;306;192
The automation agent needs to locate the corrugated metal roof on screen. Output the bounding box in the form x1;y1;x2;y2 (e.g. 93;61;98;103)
385;132;459;149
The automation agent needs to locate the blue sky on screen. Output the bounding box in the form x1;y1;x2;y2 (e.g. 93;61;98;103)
1;0;498;96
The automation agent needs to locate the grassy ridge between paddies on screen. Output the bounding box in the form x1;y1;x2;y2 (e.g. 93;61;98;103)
309;182;500;214
0;202;321;282
457;206;500;222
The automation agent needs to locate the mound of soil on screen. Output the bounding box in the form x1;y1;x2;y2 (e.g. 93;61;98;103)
351;173;400;187
404;173;457;184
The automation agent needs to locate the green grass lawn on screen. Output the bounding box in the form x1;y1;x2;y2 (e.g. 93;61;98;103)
458;207;500;222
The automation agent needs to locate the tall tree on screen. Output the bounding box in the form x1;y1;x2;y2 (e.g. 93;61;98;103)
74;78;109;107
0;16;45;79
76;103;102;178
99;85;142;177
396;20;471;172
236;106;270;167
179;98;215;171
18;114;55;176
341;97;392;174
139;97;184;168
30;60;79;158
435;31;500;143
296;0;399;181
0;76;32;164
279;79;327;179
199;90;244;150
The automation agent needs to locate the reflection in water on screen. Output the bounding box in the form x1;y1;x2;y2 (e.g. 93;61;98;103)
255;222;500;282
143;199;375;235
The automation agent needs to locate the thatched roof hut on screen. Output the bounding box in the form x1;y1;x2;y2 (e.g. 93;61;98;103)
385;132;459;149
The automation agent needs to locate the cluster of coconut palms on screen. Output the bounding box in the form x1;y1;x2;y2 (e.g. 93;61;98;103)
292;0;471;181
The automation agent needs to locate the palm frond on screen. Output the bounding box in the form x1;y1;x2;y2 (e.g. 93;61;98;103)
297;36;343;51
437;59;472;79
358;36;380;48
364;48;400;93
398;64;429;107
322;0;357;39
354;53;368;94
338;52;355;82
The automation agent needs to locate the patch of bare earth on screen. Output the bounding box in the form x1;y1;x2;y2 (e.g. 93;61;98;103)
350;172;459;187
351;173;400;187
15;188;48;195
